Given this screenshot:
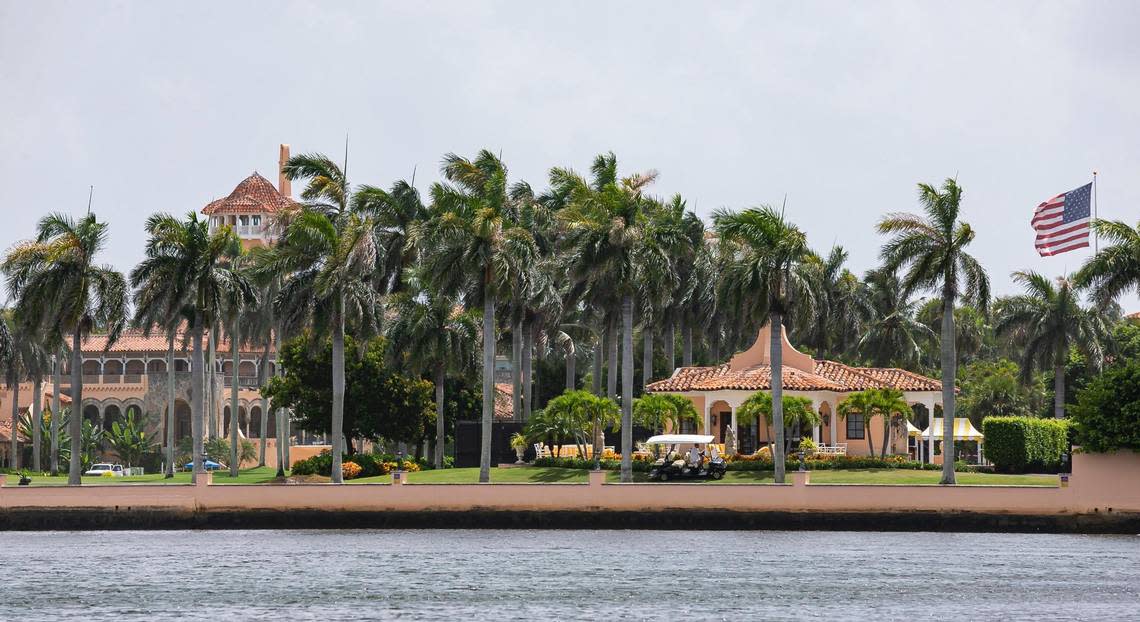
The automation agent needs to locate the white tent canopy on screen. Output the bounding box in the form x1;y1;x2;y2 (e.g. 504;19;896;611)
916;418;984;441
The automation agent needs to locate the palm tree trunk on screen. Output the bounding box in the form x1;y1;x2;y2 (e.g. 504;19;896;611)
435;364;446;469
330;297;346;484
522;321;534;421
665;317;675;372
258;330;271;467
10;380;20;471
229;318;240;477
606;316;618;401
190;319;205;483
621;295;634;483
881;416;890;459
479;291;495;483
711;329;720;364
511;320;522;421
940;287;957;485
642;327;653;389
166;335;175;478
32;375;42;471
68;327;83;485
683;317;693;367
565;341;575;392
1053;363;1065;419
591;332;602;396
208;328;217;439
866;421;875;458
275;327;285;478
50;351;60;476
771;312;785;484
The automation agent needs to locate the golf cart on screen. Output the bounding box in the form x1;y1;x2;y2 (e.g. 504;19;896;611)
646;434;727;481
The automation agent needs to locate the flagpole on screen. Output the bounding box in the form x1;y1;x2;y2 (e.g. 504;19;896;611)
1092;171;1098;253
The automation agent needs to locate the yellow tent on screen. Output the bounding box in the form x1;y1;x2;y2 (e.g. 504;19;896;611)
919;418;984;441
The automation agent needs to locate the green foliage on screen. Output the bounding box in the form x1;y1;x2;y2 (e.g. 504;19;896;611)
525;390;619;455
105;409;158;467
981;416;1069;472
533;456;652;472
264;333;435;444
726;454;939;471
735;392;819;428
17;406;71;472
1069;359;1140;453
958;359;1045;422
632;393;699;433
290;450;433;477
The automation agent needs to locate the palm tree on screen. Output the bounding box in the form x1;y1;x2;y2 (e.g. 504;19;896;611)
3;213;127;485
130;212;246;482
264;152;382;484
558;152;673;483
858;268;935;368
714;206;815;483
224;253;257;477
632;393;699;434
878;178;990;484
804;247;873;358
874;388;912;459
735;391;819;456
414;150;537;483
387;273;479;468
1077;218;1140;305
837;390;881;457
995;271;1109;418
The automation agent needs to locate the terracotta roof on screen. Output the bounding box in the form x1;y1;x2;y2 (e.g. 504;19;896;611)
81;327;272;355
647;360;941;394
1128;311;1140;320
646;364;848;393
852;367;942;392
202;172;295;216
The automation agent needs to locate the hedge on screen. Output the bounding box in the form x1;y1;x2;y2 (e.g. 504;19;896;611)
290;450;434;477
534;454;943;472
981;416;1068;472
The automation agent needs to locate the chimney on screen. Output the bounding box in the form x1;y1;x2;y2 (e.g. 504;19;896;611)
278;144;291;197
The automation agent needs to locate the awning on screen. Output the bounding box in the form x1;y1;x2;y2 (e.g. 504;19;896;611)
920;418;983;441
906;421;923;437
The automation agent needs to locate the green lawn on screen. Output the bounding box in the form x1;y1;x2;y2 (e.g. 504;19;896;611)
4;466;1058;487
4;466;284;486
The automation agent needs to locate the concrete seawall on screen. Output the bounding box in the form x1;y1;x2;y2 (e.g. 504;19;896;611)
3;452;1139;532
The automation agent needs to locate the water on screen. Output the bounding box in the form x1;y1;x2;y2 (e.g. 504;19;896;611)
1;530;1137;620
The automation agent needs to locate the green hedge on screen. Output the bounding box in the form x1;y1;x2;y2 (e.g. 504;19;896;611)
726;455;941;471
533;456;652;472
981;416;1068;472
290;451;437;476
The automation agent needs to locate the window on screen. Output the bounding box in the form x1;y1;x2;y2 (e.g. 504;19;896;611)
239;215;249;226
846;413;865;439
251;215;261;226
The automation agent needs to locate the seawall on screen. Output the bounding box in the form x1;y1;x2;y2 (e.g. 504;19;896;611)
3;452;1139;533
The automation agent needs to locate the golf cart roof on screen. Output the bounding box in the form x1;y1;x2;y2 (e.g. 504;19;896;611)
645;434;715;444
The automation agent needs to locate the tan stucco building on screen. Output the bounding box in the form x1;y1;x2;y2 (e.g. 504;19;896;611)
647;324;945;458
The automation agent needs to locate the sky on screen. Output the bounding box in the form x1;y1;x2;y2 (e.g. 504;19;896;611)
1;1;1138;311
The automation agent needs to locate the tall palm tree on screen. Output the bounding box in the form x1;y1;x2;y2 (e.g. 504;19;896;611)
264;152;382;483
224;253;257;477
130;212;245;482
804;246;873;358
414;150;537;483
558;153;673;483
995;271;1109;418
878;179;989;484
3;213;127;485
387;273;479;468
714;206;815;484
1077;218;1140;306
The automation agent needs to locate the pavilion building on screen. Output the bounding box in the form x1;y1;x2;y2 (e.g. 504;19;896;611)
647;323;945;458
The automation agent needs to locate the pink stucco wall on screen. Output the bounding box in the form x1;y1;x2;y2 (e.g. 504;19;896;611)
2;451;1138;517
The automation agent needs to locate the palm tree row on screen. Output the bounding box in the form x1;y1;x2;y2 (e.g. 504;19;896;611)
3;157;1139;486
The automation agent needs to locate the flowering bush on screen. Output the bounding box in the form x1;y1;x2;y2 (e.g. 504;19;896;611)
341;461;363;480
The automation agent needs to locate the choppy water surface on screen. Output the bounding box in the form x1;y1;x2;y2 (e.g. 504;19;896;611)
2;529;1138;620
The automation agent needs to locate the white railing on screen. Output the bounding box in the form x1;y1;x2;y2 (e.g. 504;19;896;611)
814;444;847;456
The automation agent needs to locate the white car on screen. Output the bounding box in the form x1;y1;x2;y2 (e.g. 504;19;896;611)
84;463;125;477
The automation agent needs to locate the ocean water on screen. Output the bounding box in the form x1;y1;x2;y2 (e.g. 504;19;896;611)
1;529;1137;620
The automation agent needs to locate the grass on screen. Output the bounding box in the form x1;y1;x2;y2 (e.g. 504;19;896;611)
4;466;1058;487
5;466;284;486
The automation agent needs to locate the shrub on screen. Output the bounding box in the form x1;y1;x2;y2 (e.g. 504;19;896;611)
533;456;652;472
981;416;1068;472
289;450;332;476
341;461;363;480
1069;360;1140;453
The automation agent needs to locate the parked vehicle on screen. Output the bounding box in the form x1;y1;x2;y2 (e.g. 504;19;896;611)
183;459;224;471
646;434;728;481
84;463;125;477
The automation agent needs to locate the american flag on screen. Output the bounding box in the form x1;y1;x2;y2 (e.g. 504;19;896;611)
1032;182;1092;256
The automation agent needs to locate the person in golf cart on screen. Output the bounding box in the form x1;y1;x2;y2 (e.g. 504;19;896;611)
646;434;727;481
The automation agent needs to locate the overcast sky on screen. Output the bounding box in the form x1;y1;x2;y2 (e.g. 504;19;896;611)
1;1;1137;311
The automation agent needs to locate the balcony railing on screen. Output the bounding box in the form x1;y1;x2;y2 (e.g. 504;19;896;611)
222;375;262;388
